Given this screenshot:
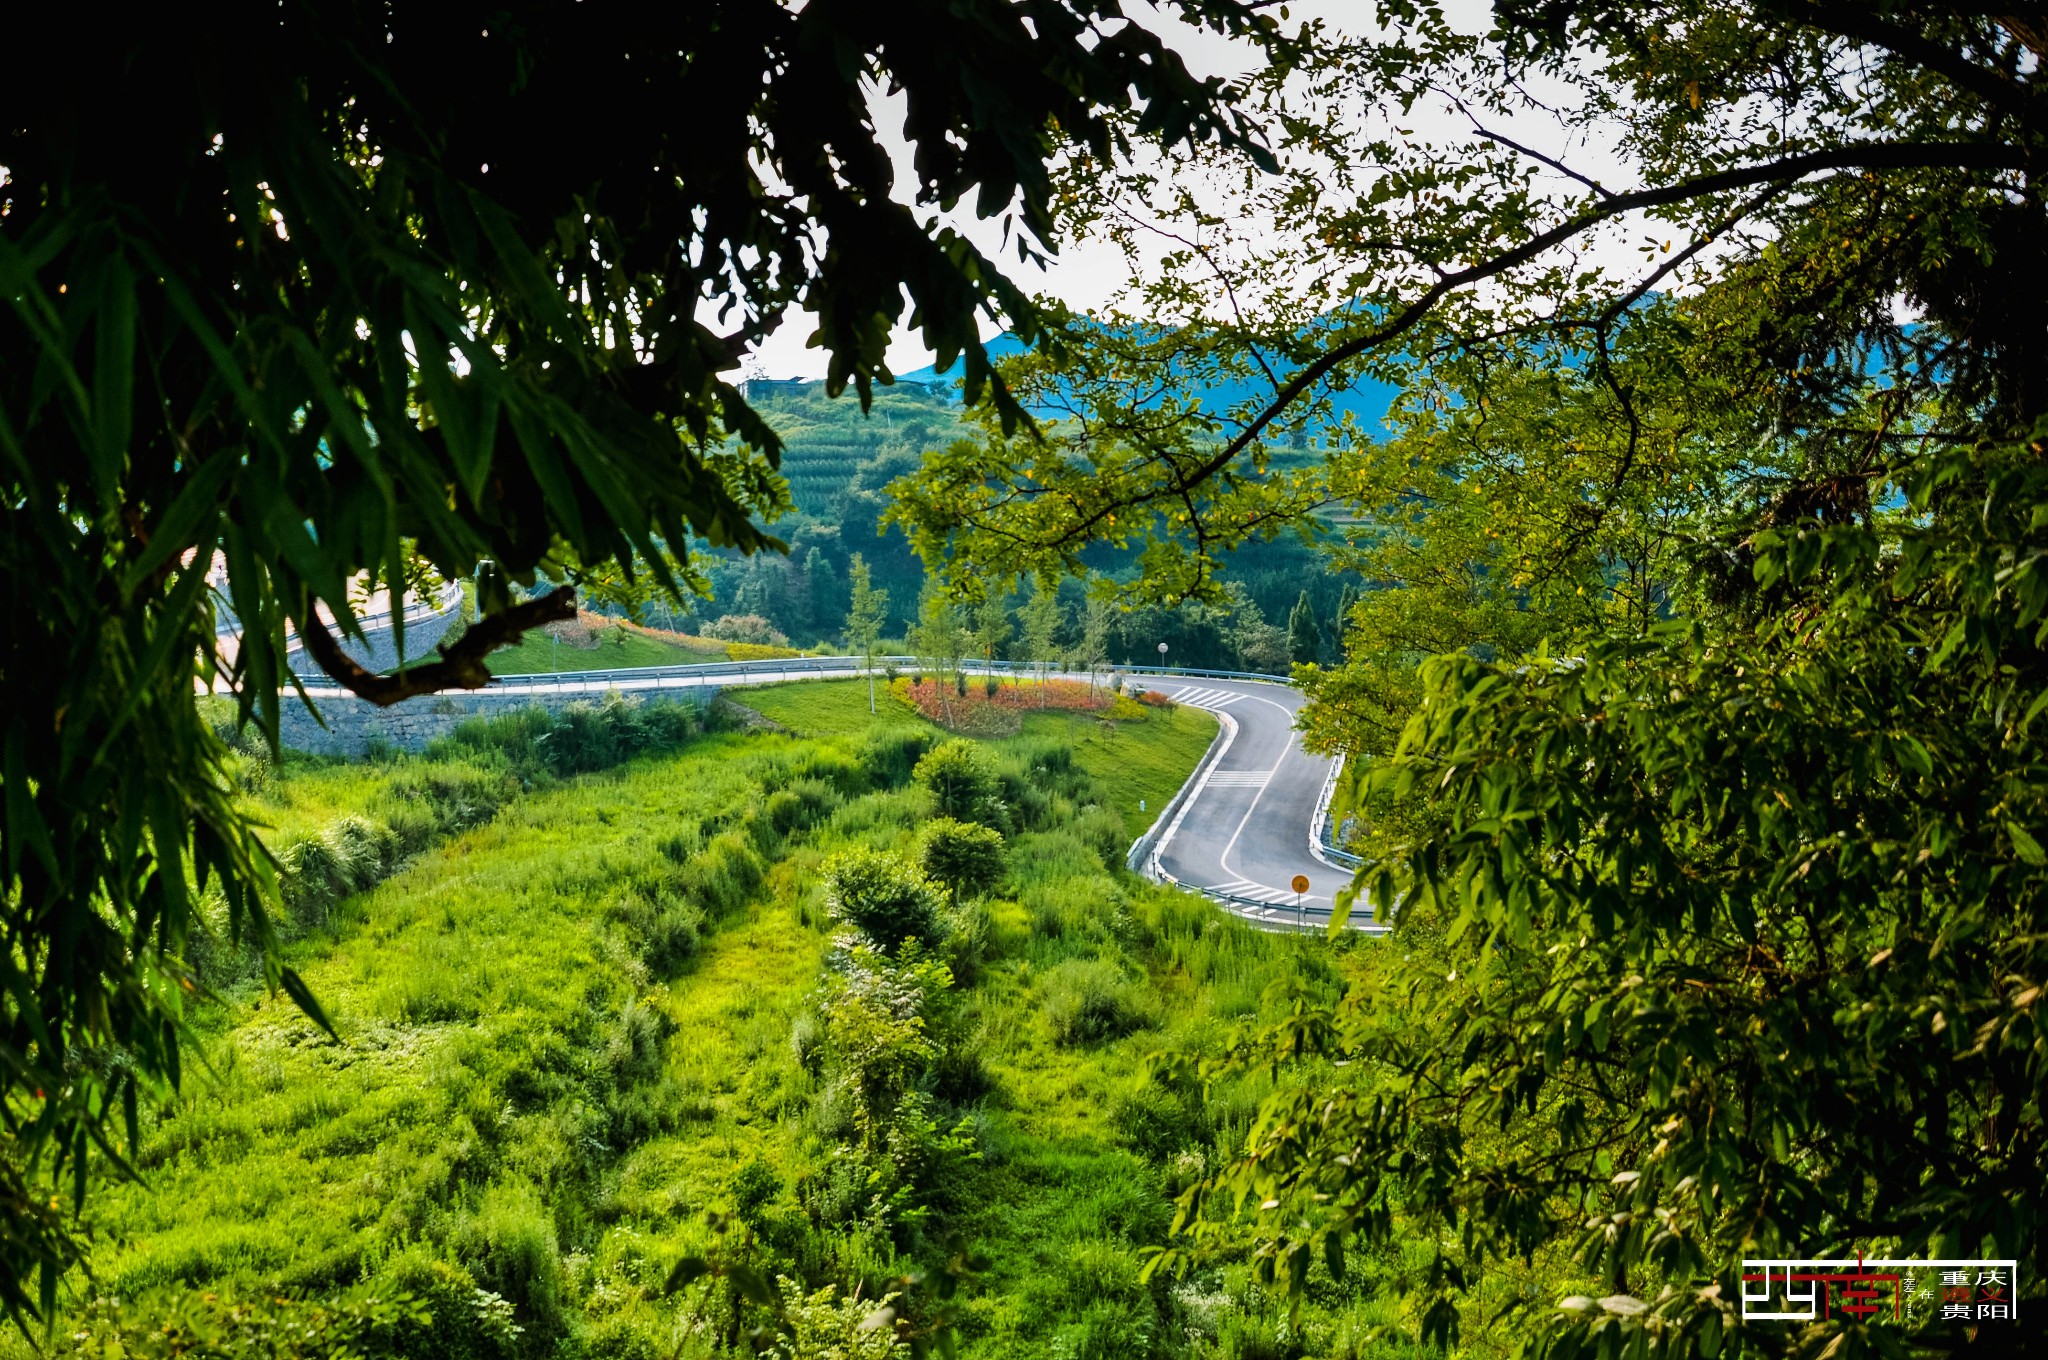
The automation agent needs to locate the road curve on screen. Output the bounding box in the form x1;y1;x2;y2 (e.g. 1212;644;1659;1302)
293;659;1371;932
1133;678;1374;934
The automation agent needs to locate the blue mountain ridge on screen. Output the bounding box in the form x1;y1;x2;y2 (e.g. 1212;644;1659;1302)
891;330;1401;437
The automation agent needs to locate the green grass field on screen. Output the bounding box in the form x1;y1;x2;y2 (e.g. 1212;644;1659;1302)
31;690;1434;1360
487;628;728;675
735;679;1218;843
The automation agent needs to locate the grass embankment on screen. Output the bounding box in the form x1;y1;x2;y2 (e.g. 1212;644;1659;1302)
486;623;728;675
740;678;1217;837
34;681;1416;1360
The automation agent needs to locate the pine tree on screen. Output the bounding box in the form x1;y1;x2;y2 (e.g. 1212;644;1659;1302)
1287;589;1323;667
807;550;843;636
1331;583;1357;661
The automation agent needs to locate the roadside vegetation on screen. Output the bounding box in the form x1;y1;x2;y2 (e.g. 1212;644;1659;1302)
15;682;1456;1360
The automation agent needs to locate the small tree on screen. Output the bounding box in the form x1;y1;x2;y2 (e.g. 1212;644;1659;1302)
919;817;1006;905
1017;581;1062;707
845;554;889;714
973;594;1012;694
913;739;1004;826
823;848;943;953
1080;595;1113;696
909;580;967;722
1287;589;1323;666
1331;583;1358;661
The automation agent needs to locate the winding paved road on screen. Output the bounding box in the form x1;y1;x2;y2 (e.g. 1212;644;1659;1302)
295;659;1373;933
1137;678;1374;933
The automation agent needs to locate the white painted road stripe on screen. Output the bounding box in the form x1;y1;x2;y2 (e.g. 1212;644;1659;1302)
1210;878;1312;904
1170;686;1242;709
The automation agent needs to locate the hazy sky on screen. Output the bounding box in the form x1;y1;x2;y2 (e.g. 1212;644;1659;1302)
739;0;1634;381
737;0;1385;378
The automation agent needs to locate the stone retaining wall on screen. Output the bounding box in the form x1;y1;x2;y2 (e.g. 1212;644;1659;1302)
278;685;715;757
283;598;465;676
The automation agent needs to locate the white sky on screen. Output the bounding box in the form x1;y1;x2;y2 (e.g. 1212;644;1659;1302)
740;0;1638;379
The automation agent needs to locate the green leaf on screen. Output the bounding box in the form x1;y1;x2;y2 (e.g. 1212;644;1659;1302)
663;1256;710;1294
2008;823;2045;866
90;253;137;503
118;453;234;596
726;1264;774;1307
278;967;338;1040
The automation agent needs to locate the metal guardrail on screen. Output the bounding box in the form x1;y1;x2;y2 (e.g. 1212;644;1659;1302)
222;583;464;640
1310;753;1364;870
1125;708;1236;875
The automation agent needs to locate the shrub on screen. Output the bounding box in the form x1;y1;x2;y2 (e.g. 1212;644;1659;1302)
429;696;703;779
47;1286;430;1360
730;1158;781;1227
764;777;842;840
857;728;933;788
1136;689;1177;710
912;739;1004;825
611;889;702;975
1040;957;1154;1044
450;1180;568;1347
1067;805;1130;865
375;1249;524;1360
703;613;788;646
823;848;943;952
375;762;517;849
606;998;671;1086
281;815;397;930
918;817;1006;905
773;1279;909;1360
684;831;766;916
939;900;994;987
728;640;804;661
1110;1083;1205;1159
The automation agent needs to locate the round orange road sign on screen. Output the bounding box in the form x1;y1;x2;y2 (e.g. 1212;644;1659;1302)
1291;874;1310;894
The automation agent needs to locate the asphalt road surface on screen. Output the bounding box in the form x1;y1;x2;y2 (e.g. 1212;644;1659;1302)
1139;678;1368;932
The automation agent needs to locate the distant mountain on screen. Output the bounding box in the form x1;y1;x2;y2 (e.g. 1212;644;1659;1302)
892;331;1035;385
891;329;1401;437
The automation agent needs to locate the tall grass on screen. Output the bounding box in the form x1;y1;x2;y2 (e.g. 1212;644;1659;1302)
31;681;1410;1360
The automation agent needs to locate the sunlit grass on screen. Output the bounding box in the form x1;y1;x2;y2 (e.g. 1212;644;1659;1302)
36;686;1438;1360
487;626;726;675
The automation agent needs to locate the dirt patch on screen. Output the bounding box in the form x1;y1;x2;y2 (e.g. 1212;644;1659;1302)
715;695;786;732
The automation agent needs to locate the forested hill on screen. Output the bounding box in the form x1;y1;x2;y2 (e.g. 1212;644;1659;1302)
680;373;1365;671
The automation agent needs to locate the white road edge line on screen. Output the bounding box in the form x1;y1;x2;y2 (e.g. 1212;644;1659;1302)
1149;709;1240;874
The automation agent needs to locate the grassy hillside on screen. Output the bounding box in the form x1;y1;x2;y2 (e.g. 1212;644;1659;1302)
739;678;1219;838
29;683;1432;1360
487;623;729;675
